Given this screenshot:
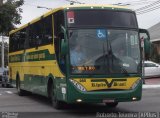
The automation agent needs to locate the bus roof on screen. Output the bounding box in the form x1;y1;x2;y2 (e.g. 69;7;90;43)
62;4;130;9
9;4;132;35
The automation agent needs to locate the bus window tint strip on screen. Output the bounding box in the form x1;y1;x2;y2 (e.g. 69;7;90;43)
67;10;138;28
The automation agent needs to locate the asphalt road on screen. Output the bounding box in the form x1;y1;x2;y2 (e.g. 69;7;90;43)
0;82;160;118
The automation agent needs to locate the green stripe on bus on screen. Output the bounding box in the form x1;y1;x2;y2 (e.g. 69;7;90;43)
9;49;56;63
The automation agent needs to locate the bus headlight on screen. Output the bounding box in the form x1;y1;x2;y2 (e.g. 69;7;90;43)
70;79;86;92
130;79;141;89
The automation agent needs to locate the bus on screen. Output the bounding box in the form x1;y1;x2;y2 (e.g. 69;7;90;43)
9;4;150;109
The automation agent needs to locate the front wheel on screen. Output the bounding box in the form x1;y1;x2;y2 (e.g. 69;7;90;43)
2;83;4;87
50;83;64;109
105;102;118;108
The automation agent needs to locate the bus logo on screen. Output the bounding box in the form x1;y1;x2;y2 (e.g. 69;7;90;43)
91;79;127;88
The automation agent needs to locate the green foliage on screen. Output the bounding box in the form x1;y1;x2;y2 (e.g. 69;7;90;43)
0;0;24;35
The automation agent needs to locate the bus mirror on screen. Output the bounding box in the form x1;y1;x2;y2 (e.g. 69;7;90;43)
61;39;67;55
139;29;152;60
139;29;150;42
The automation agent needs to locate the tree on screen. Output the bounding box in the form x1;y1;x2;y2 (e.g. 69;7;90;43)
0;0;24;35
0;0;23;67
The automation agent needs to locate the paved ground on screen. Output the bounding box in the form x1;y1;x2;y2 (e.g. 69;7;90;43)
0;87;160;118
0;77;160;118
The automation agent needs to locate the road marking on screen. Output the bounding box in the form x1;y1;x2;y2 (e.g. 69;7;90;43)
5;91;13;94
143;85;160;89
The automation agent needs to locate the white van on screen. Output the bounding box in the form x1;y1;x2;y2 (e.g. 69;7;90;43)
2;70;10;87
0;68;4;82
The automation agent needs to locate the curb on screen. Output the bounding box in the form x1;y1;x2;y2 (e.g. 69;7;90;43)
143;85;160;89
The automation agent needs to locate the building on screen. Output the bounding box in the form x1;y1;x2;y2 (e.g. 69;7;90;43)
148;22;160;63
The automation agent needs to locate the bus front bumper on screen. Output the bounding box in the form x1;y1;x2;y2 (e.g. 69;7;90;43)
66;80;142;104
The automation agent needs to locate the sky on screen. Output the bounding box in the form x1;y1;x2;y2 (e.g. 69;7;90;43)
17;0;160;29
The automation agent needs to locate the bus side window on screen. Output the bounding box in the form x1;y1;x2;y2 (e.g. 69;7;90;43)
28;23;40;48
28;25;35;48
10;33;17;52
12;33;18;51
19;28;26;50
35;21;43;46
9;29;26;52
42;16;53;45
16;32;20;50
24;27;30;49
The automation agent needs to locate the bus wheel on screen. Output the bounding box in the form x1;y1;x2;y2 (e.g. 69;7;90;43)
51;83;63;109
3;82;7;88
2;83;4;87
16;76;26;96
105;102;118;108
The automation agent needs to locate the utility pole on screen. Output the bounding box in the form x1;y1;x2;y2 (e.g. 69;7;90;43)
1;35;8;71
1;35;4;71
0;0;5;71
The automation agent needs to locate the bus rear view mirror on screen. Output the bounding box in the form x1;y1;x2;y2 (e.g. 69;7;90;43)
61;39;67;55
139;29;151;60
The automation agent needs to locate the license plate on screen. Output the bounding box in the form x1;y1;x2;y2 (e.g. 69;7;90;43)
103;99;115;103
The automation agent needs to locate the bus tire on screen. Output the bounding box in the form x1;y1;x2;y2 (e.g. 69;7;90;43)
105;102;118;108
16;75;26;96
50;82;64;109
2;83;4;87
6;84;10;88
3;82;7;88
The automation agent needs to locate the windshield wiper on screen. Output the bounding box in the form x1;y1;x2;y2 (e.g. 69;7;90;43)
107;39;129;76
107;39;114;73
101;43;106;73
102;43;106;65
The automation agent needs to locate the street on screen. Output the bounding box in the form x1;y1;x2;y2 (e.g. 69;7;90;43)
0;78;160;118
1;0;160;118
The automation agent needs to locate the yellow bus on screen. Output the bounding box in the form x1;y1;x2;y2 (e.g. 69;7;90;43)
9;4;150;109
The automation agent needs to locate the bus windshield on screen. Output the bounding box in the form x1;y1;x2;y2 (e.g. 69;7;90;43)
69;29;140;75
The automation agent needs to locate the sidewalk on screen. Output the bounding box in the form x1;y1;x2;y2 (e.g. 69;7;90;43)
145;77;160;85
143;77;160;89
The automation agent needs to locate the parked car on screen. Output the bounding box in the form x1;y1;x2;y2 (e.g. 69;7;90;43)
1;70;10;87
144;61;160;78
0;68;8;83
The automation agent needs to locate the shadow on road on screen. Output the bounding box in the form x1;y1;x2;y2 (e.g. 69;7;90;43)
19;92;132;113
